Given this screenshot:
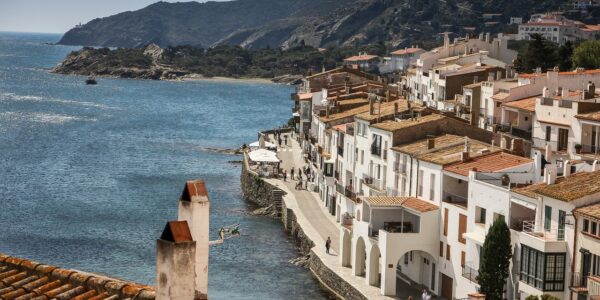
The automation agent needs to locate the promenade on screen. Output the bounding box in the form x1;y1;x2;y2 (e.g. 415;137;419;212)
262;133;401;300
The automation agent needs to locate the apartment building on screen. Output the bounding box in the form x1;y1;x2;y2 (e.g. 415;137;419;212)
517;13;600;45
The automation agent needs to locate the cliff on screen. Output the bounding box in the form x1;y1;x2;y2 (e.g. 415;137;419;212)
58;0;565;49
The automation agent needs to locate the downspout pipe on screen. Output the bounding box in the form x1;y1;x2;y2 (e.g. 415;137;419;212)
570;214;579;300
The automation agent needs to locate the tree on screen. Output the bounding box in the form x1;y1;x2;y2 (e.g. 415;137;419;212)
478;218;512;300
573;40;600;69
558;41;574;71
515;34;559;72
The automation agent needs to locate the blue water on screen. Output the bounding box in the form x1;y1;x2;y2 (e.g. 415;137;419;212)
0;32;327;299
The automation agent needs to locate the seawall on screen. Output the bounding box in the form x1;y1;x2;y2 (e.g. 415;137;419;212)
240;155;367;300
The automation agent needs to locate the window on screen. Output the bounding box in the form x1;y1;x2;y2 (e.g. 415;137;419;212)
520;245;566;291
371;134;382;156
383;141;388;160
593;221;598;236
443;208;449;236
430;173;436;200
458;214;467;244
544;206;552;231
558;128;568;151
584;219;590;232
418;170;424;197
360;150;364;164
446;244;451;260
476;206;486;224
545;126;551;142
440;241;444;257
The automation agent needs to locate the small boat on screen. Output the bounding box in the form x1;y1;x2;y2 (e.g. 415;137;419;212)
85;76;97;85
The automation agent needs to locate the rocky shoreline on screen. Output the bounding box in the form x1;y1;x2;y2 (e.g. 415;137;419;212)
51;44;304;85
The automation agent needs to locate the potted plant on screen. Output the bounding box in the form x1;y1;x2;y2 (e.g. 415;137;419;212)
575;143;582;154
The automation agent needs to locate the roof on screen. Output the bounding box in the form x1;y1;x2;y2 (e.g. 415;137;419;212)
492;92;510;101
463;82;482;89
354;100;408;122
161;221;194;243
362;196;438;212
181;180;209;202
297;92;313;101
536;171;600;201
371;114;446;132
576;110;600;123
392;134;500;165
559;69;600;76
318;104;370;123
503;95;540;112
444;152;532;176
390;48;423;56
0;253;155;300
575;203;600;220
332;124;348;133
344;54;380;62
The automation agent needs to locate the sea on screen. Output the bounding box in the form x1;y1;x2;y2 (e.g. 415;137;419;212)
0;32;328;299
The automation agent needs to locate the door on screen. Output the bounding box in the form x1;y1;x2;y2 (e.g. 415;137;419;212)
558;128;569;151
441;273;453;300
558;210;566;241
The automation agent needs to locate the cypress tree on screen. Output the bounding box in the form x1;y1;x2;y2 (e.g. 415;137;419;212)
478;217;512;300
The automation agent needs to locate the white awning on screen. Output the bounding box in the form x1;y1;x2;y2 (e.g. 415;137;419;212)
249;141;276;149
248;149;280;163
511;197;537;211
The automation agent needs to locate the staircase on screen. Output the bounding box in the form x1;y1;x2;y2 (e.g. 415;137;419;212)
272;189;284;217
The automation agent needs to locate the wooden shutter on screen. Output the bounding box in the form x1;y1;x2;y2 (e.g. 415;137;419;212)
458;213;467;244
439;241;444;257
446;244;451;260
443;208;449;236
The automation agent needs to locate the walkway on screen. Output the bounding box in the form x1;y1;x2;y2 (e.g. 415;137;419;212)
263;133;398;300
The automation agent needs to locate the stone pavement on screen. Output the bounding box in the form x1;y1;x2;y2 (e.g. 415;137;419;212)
264;133;399;300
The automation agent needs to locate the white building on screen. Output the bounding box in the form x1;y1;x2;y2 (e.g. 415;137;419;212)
517;13;600;45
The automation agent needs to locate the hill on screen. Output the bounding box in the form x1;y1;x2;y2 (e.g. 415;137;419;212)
58;0;565;49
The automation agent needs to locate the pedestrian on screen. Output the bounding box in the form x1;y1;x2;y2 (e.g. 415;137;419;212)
278;136;282;146
291;168;295;180
283;170;287;182
422;289;428;300
325;237;331;254
284;136;288;146
298;168;302;178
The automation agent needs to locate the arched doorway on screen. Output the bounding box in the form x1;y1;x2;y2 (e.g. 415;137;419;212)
341;230;352;267
368;244;381;287
395;250;436;299
353;237;366;277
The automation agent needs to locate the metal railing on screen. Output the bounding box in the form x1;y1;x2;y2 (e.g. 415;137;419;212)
362;174;374;185
511;127;532;140
443;191;468;205
462;264;479;283
522;220;566;241
572;272;588;288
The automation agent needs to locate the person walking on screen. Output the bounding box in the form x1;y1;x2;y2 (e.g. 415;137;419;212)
291;168;295;180
325;237;331;254
283;170;287;182
284;135;288;146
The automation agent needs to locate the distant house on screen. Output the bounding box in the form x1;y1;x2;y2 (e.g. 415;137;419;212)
517;12;600;45
379;47;426;75
343;52;382;72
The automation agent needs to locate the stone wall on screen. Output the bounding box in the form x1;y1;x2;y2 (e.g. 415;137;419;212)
240;157;281;210
309;251;368;300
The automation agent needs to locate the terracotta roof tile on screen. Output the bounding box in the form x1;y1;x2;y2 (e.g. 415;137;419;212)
318;104;370;123
0;253;155;300
576;110;600;122
344;54;380;62
363;196;438;212
513;171;600;201
390;48;423;56
354;100;408;122
371;114;446;132
444;152;532;176
503;95;539;112
575;203;600;220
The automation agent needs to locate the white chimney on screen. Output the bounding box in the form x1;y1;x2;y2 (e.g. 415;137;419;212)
542;86;549;98
563;160;572;177
178;180;210;299
545;143;553;161
561;87;568;98
156;221;196;300
593;160;599;171
545;164;557;185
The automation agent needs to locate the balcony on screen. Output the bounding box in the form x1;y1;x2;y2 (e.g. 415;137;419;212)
393;164;406;174
462;263;479;284
522;221;565;241
571;272;588;290
443;191;468;207
362;174;374;185
336;183;359;202
518;221;567;253
371;145;382;157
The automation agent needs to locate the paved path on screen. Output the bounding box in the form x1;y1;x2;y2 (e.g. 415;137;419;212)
263;133;398;300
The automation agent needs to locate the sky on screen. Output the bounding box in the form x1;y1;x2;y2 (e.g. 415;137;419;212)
0;0;226;34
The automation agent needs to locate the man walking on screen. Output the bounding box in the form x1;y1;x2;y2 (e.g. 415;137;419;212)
325;237;331;254
283;170;287;182
291;168;295;180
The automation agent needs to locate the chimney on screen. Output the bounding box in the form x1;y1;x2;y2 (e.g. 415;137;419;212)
178;180;210;299
386;90;391;102
542;86;549;98
544;164;557;185
369;97;375;115
461;151;470;162
586;81;596;99
485;32;490;43
563;160;572;177
427;138;435;150
593;160;599;171
444;32;450;49
561;87;568;98
479;33;484;41
464;137;471;153
156;221;196;300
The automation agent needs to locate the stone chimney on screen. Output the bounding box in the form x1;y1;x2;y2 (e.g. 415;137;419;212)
178;180;210;299
156;221;196;300
427;138;435;150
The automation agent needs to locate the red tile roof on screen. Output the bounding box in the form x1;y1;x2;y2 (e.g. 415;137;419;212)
576;110;600;122
363;196;438;212
444;152;532;177
0;254;155;300
390;48;423;56
344;54;380;62
503;95;540;112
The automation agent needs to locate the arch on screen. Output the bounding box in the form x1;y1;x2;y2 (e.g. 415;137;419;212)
341;229;352;267
353;237;366;276
368;244;381;286
393;250;437;298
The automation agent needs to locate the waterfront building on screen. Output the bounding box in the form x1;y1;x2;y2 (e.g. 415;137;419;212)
343;52;382;73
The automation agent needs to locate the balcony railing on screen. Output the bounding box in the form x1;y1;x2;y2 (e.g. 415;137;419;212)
462;264;479;284
443;191;468;205
522;220;566;241
511;127;533;140
572;272;588;289
387;189;400;197
581;144;600;156
362;174;374;185
337;184;359;202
